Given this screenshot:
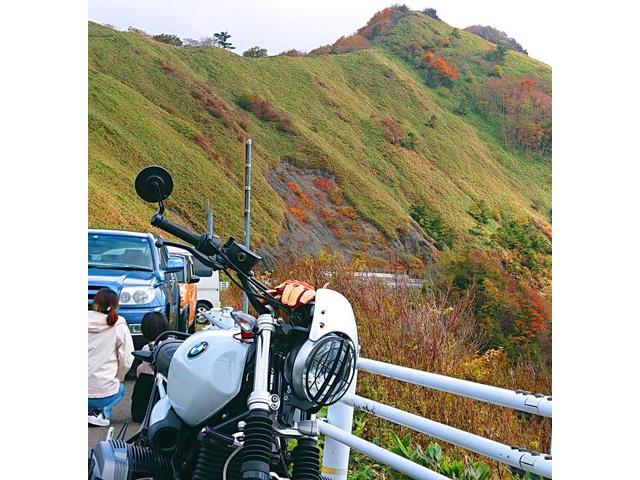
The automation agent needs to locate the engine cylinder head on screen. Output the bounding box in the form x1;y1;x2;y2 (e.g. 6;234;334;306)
89;440;171;480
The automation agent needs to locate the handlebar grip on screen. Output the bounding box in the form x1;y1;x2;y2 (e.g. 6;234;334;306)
151;213;201;246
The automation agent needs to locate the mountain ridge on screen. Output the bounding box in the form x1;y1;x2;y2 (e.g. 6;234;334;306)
88;6;551;269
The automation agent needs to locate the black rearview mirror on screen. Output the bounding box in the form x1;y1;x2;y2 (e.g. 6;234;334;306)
135;165;174;203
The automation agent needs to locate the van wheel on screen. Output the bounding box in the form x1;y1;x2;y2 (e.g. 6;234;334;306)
196;301;212;325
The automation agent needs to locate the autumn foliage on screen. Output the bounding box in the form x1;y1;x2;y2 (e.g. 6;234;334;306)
441;217;551;360
287;206;308;223
357;5;410;40
474;76;551;155
221;254;551;475
236;93;296;134
332;34;370;53
422;51;459;84
287;181;314;210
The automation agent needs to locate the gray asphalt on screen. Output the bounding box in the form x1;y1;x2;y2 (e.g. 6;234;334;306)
88;380;140;449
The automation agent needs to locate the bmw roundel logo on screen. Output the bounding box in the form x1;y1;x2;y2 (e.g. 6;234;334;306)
187;341;209;359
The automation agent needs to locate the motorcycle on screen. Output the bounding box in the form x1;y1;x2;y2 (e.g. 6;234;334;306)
89;166;359;480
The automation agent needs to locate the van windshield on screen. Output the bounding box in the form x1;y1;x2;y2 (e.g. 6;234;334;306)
88;233;154;271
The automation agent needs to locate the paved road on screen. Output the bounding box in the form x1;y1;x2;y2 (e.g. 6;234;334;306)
88;380;140;449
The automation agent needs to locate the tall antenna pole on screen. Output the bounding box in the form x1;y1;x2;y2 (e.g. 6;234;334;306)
207;199;213;235
242;139;252;313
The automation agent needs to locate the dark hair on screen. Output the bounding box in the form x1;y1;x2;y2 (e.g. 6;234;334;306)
92;288;120;326
141;312;169;343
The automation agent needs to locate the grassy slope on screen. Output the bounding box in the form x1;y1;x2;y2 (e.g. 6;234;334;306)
88;11;551;255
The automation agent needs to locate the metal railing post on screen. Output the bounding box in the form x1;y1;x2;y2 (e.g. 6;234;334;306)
321;371;357;480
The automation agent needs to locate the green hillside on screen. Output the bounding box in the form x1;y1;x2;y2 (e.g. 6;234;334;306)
88;7;551;267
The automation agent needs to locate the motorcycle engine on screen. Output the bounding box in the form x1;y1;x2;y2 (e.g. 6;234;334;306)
89;440;172;480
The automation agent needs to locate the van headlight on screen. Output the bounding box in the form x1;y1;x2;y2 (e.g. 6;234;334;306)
120;287;156;305
288;333;357;409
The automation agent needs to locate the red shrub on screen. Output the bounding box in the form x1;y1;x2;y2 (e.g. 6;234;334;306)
332;34;370;53
313;177;335;192
288;206;308;223
287;181;302;195
382;118;404;145
357;6;409;40
237;94;296;134
319;208;332;220
422;51;458;82
287;182;314;210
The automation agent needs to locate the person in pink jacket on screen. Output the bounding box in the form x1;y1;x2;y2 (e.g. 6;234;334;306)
88;288;134;426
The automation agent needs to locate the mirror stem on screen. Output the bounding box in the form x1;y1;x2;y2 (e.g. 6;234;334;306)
154;182;165;215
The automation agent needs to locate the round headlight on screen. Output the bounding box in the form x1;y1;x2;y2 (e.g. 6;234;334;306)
133;290;149;304
120;287;156;305
290;333;356;408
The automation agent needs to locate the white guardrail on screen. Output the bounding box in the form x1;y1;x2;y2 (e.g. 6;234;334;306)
320;358;552;480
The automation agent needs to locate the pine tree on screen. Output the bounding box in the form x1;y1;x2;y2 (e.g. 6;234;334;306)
213;31;234;49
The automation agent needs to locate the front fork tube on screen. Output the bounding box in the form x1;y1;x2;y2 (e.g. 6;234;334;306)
247;314;277;411
241;314;278;480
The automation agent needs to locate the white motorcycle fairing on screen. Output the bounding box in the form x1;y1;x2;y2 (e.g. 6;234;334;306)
167;328;250;426
309;288;358;346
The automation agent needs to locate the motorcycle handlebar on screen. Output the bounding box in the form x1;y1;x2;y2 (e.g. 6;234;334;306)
151;213;202;246
150;211;270;314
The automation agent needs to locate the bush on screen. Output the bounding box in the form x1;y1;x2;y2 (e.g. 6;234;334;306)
308;44;332;56
464;25;528;55
410;204;455;249
422;8;439;19
128;27;149;36
152;33;183;47
400;131;417;149
484;44;508;64
422;51;459;86
279;49;304;57
357;6;411;40
182;38;200;47
468;200;492;225
454;99;470;116
243;46;268;58
236;93;296;134
287;206;308;223
382;118;404;145
337;206;358;219
332;34;370;53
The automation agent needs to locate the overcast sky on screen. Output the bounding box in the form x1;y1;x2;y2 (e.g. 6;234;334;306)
88;0;554;64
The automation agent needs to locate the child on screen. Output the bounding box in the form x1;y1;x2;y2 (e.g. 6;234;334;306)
130;312;169;422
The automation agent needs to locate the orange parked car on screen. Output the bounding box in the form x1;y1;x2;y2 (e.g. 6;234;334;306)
168;247;199;333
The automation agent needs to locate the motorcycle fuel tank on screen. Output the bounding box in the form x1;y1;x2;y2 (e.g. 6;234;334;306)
167;328;250;426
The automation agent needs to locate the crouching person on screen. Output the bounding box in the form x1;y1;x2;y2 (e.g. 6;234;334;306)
130;312;169;422
88;288;134;426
